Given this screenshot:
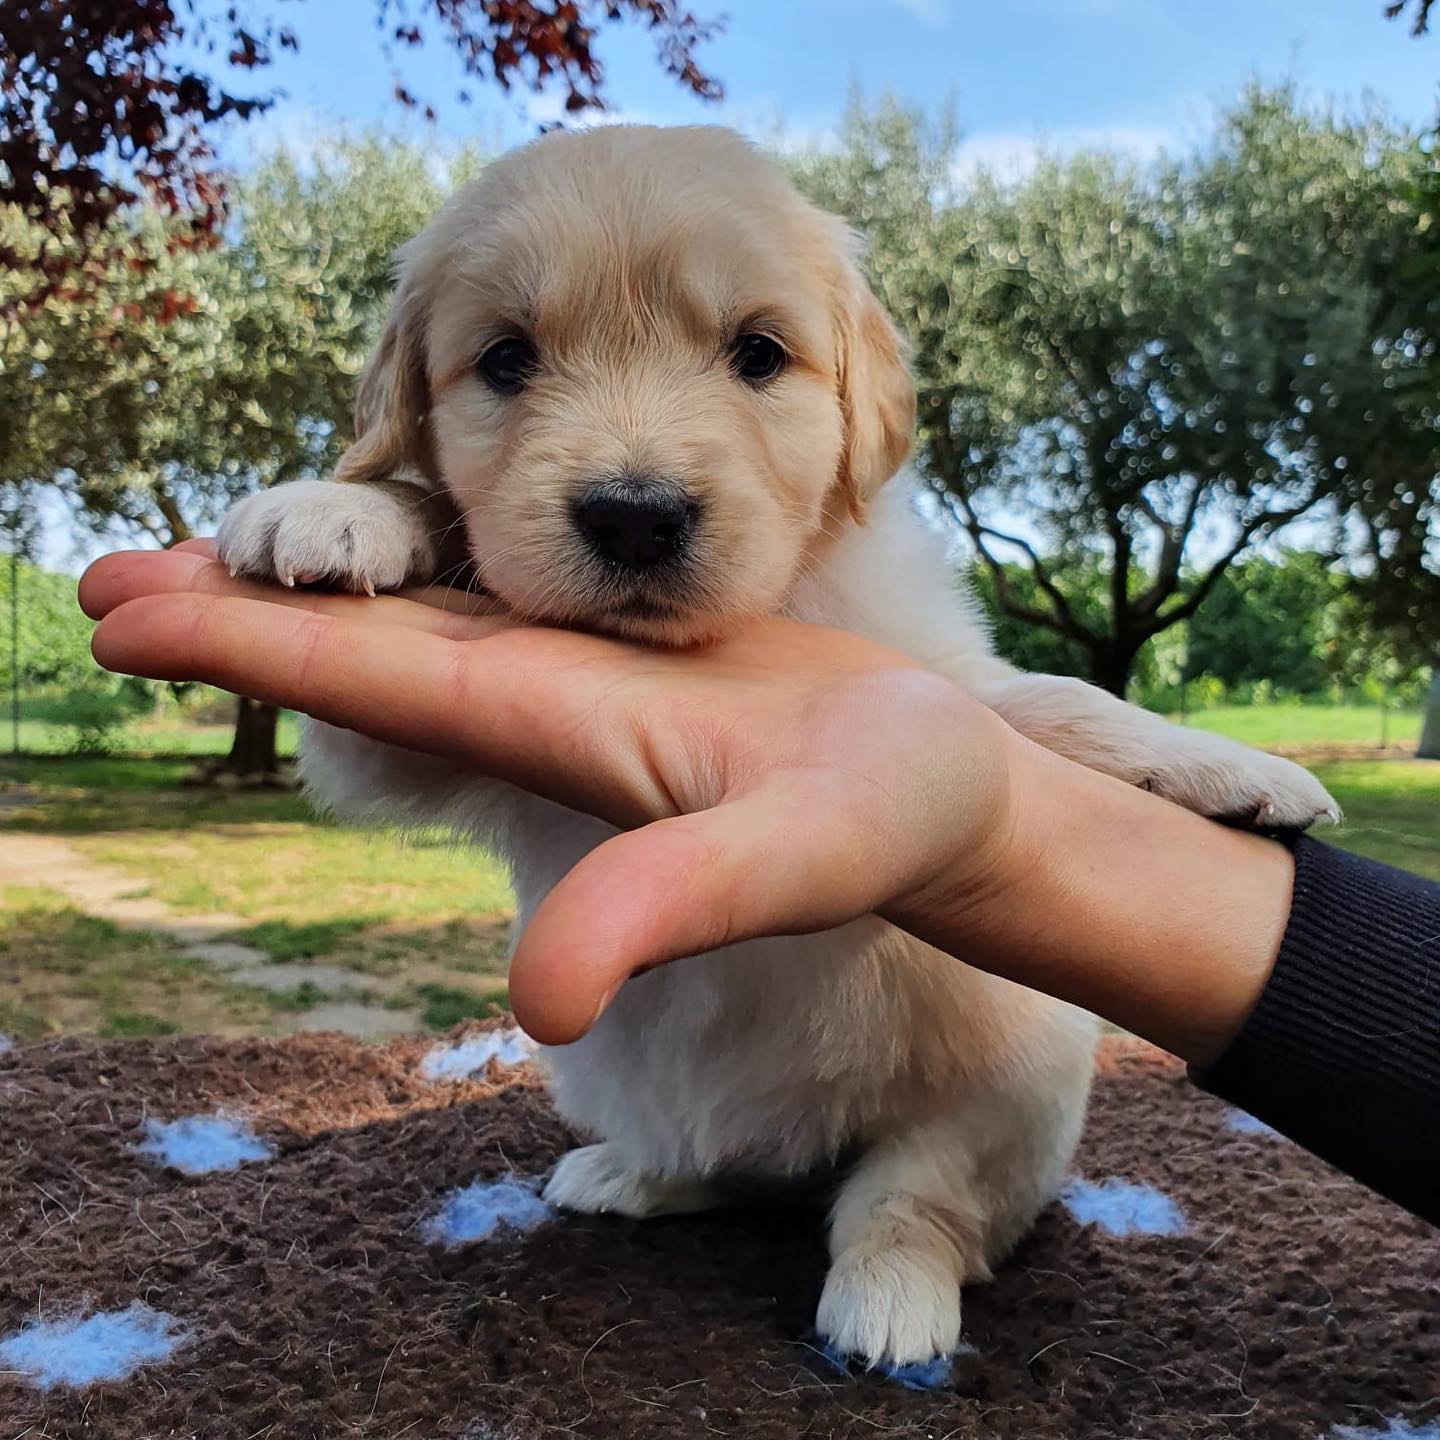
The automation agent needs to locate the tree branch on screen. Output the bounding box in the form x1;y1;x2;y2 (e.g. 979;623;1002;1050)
151;484;194;547
1133;477;1205;620
936;487;1098;646
1149;493;1326;633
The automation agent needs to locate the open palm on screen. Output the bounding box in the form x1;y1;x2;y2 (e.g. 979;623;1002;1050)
81;544;1019;1043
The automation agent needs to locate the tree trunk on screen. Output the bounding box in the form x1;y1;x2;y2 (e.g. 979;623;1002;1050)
1419;671;1440;761
225;696;281;778
1089;644;1137;699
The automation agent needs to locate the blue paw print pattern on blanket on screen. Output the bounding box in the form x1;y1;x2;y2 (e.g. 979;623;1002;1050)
0;1304;191;1389
813;1339;977;1392
1333;1422;1440;1439
423;1177;555;1247
1060;1176;1188;1238
1226;1108;1280;1138
421;1028;535;1081
136;1113;275;1175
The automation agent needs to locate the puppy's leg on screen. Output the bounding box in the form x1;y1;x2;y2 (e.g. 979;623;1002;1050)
817;1118;992;1371
973;669;1338;827
818;1026;1091;1374
543;1143;723;1220
217;478;446;595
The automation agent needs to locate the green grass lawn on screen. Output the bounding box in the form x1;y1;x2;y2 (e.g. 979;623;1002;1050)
0;754;516;1033
0;885;276;1040
1169;703;1422;751
6;706;302;759
1;741;1435;1040
1312;758;1440;881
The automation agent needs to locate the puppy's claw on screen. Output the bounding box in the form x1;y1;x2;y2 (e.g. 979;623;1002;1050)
215;480;430;599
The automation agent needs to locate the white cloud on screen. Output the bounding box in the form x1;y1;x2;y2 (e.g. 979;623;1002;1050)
514;92;841;158
950;124;1174;184
216;92;1175;200
219;101;348;168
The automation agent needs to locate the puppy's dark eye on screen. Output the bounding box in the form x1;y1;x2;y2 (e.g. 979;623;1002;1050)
476;336;537;395
731;332;786;385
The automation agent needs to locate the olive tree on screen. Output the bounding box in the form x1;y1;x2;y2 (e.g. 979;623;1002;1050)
0;138;465;772
800;91;1436;701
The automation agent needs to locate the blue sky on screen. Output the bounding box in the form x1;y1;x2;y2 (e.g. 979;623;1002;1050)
34;3;1439;570
228;0;1439;171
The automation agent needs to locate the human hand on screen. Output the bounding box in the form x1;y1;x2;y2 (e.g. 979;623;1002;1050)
81;545;1030;1045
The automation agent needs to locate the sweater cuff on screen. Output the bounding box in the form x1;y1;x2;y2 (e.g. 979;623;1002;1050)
1189;835;1440;1222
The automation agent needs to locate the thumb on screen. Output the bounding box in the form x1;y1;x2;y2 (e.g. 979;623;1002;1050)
507;777;876;1045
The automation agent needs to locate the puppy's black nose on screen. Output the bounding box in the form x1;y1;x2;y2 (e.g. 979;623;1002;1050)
573;483;697;570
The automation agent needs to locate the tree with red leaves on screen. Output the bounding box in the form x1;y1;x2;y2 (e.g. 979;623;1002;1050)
1;0;721;295
1387;0;1436;36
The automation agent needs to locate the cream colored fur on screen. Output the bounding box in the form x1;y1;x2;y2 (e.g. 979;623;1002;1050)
218;125;1335;1369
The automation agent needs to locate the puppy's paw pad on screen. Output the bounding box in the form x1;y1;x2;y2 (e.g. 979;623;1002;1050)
816;1246;963;1373
217;481;422;595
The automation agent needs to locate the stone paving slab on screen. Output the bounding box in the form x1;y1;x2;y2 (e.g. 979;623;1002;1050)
0;802;423;1036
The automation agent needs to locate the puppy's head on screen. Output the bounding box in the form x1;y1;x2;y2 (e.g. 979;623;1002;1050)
337;125;914;642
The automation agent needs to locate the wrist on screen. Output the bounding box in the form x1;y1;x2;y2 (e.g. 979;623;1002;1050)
882;724;1296;1065
880;716;1048;944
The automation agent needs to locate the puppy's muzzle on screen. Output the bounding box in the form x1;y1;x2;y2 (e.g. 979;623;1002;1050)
573;479;699;572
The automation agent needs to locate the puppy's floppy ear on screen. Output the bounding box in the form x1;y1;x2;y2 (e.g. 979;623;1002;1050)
832;237;916;520
335;257;439;489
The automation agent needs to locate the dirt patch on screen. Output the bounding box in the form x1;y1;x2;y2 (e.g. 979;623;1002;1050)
1;1029;1435;1439
1269;742;1420;762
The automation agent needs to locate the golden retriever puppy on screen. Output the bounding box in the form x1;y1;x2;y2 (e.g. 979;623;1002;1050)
218;126;1335;1371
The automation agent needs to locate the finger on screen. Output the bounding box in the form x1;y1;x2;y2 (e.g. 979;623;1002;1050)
174;538;219;557
82;550;230;618
396;582;511;619
80;550;501;640
507;777;873;1044
91;593;658;822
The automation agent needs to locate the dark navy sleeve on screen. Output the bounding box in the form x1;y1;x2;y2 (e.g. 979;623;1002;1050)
1190;836;1440;1223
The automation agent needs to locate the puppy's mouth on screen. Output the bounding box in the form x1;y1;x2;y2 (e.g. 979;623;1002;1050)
580;571;723;643
602;593;687;622
474;560;725;645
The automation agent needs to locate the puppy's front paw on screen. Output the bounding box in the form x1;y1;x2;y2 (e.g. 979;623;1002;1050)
816;1243;963;1371
217;480;429;595
1146;735;1339;829
543;1143;718;1219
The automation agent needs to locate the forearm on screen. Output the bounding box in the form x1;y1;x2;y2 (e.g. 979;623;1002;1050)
884;732;1295;1065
